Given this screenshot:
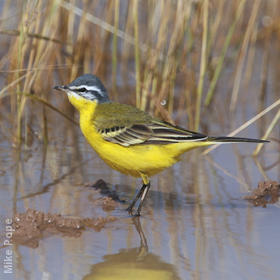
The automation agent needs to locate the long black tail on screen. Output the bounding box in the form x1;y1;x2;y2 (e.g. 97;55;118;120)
207;136;269;143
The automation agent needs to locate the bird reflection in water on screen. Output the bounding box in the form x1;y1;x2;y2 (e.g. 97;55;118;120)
83;217;181;280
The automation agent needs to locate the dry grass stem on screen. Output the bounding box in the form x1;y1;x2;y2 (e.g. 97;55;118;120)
253;109;280;156
203;98;280;155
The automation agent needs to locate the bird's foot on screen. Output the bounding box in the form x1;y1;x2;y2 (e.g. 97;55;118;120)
126;206;141;217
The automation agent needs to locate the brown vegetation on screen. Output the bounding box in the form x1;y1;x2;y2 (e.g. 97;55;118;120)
0;0;278;150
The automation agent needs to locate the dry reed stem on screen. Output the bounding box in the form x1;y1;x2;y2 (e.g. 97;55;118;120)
195;0;208;130
0;73;29;99
133;0;141;108
16;92;78;125
112;0;120;91
59;0;164;61
253;108;280;156
205;156;250;190
203;98;280;155
253;158;269;181
230;0;261;111
204;0;246;106
0;0;278;150
0;30;65;44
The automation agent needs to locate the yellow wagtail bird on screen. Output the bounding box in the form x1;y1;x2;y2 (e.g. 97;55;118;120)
54;74;268;216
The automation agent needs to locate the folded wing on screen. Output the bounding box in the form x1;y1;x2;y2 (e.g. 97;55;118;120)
97;119;208;146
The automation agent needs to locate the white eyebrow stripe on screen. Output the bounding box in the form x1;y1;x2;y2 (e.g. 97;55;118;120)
69;85;102;93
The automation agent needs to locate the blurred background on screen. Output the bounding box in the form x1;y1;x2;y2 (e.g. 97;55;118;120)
0;1;279;279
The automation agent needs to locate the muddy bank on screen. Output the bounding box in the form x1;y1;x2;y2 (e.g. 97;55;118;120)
244;181;280;207
10;209;117;248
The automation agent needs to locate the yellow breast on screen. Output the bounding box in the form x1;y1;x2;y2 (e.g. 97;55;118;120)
71;97;210;178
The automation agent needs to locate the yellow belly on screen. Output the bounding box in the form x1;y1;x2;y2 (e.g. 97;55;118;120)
80;116;210;178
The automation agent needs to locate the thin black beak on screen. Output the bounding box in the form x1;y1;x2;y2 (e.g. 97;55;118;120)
53;85;68;91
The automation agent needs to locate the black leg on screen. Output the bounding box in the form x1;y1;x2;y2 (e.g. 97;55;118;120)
126;184;146;214
126;181;151;216
135;182;150;216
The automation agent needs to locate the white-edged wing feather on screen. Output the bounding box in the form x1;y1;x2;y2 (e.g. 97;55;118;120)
97;120;208;146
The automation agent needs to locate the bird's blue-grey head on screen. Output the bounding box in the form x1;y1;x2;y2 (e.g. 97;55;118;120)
54;74;110;103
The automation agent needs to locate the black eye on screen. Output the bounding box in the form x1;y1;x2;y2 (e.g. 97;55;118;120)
77;88;87;92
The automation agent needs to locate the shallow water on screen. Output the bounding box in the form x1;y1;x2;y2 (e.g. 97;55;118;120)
1;0;280;278
0;36;279;280
0;93;279;280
